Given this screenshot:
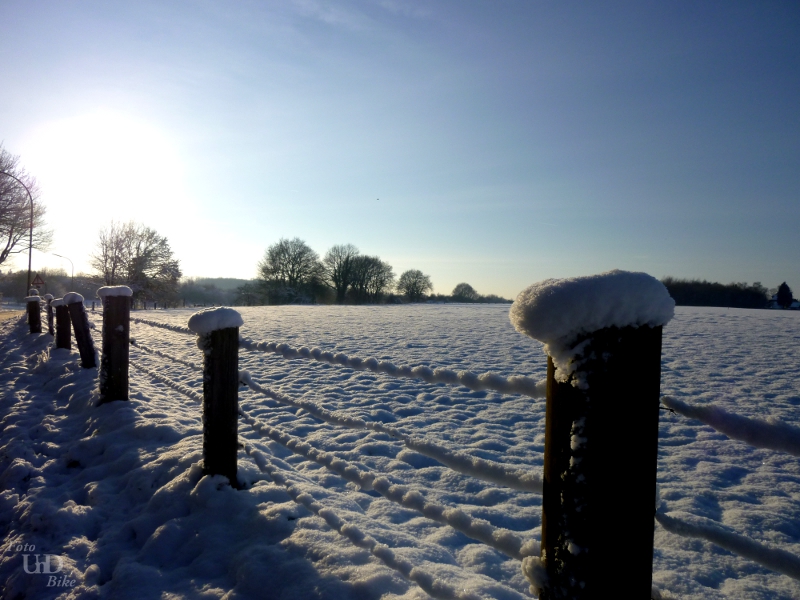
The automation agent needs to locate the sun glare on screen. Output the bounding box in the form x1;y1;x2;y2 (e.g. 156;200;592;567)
21;110;190;272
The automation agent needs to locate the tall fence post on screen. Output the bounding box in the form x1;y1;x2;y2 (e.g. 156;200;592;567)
188;307;243;487
26;290;42;334
65;293;97;368
53;299;71;350
98;286;132;403
510;271;675;600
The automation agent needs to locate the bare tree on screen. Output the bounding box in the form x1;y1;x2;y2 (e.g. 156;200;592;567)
91;221;182;303
349;255;394;303
397;269;433;302
452;282;479;302
323;243;359;303
257;238;324;303
0;144;51;267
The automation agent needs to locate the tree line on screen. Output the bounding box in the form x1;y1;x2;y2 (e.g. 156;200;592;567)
660;277;794;309
237;238;438;305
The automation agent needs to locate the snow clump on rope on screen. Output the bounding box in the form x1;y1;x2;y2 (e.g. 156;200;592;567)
187;307;243;335
509;270;674;384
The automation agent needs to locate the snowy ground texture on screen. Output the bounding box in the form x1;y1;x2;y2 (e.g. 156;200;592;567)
1;304;799;599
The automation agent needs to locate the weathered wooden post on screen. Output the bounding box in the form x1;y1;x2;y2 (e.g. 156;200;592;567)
26;289;42;334
98;286;132;403
510;271;675;600
52;298;71;350
44;293;54;335
65;293;97;368
188;307;243;487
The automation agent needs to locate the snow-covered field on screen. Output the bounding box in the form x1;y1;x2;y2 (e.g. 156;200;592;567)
1;304;799;599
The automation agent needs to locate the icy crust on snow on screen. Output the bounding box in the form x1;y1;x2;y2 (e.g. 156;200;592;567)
510;270;674;385
187;307;243;335
63;292;85;305
97;285;133;298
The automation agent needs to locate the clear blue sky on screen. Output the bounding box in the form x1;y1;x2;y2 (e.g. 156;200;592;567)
1;1;798;298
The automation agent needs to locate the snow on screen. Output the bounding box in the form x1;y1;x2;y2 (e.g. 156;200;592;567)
187;307;243;335
1;304;799;599
96;286;133;298
662;395;800;456
63;292;85;305
44;294;54;301
24;296;42;302
239;337;545;398
29;288;39;296
510;270;675;344
50;298;65;308
655;511;800;580
509;270;675;386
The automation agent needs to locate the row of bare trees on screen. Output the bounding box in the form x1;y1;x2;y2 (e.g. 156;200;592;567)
243;238;433;305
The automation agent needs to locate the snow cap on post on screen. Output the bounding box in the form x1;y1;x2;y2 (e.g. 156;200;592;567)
29;288;39;296
510;270;674;346
97;285;133;298
44;293;53;300
188;307;243;335
63;292;85;305
25;296;41;302
51;298;65;307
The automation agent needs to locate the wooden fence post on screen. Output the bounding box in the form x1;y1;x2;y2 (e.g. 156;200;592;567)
539;326;662;599
52;299;71;350
44;294;54;336
98;286;132;403
65;293;97;368
188;307;243;487
26;292;42;334
509;271;674;600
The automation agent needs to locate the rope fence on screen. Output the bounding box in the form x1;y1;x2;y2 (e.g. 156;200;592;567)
238;337;546;398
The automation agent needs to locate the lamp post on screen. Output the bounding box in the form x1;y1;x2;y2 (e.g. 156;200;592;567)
53;253;74;289
0;170;34;297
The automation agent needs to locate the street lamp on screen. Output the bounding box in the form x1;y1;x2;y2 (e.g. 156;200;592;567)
0;170;34;298
53;253;74;289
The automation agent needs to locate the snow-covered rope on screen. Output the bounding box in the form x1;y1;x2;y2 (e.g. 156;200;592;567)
239;337;546;399
131;316;193;335
661;396;800;457
242;441;523;600
130;338;203;372
238;406;538;561
130;359;203;404
239;372;543;494
655;510;800;581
